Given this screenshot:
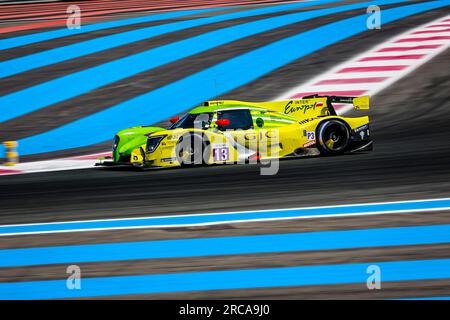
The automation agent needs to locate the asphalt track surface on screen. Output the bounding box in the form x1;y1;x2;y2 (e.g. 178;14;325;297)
0;0;450;299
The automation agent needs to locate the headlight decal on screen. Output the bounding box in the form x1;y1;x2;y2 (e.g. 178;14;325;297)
146;136;165;154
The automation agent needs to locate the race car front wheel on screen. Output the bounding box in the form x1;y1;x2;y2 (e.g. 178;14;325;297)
316;120;350;155
176;134;210;166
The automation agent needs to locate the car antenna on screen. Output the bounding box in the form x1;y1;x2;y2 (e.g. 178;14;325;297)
214;79;219;100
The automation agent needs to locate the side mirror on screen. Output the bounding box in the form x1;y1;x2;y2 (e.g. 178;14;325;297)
215;119;230;127
169;116;180;124
255;118;264;128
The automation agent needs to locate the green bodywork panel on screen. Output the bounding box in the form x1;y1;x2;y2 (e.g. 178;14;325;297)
113;126;164;162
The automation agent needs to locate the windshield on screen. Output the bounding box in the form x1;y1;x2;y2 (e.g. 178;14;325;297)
170;113;213;129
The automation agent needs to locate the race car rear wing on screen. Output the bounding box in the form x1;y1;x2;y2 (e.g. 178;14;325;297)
301;94;370;115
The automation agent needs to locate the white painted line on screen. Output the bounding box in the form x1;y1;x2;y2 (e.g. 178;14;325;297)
1;197;450;236
0;152;110;175
6;196;449;227
2;207;450;237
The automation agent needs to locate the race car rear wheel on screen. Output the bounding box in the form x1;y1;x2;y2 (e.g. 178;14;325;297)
316;120;350;155
176;134;210;166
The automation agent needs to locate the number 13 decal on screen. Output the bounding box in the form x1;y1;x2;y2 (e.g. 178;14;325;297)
213;147;229;161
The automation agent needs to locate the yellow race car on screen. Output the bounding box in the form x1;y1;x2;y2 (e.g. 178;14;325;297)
97;95;372;168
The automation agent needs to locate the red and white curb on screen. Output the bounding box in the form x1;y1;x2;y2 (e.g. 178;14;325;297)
276;14;450;114
2;14;449;176
0;152;111;175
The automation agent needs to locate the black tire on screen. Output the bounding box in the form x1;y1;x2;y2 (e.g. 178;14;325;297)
316;120;350;155
175;134;210;166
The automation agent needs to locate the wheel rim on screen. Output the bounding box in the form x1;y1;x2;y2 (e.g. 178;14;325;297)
177;135;204;165
179;146;195;163
320;121;349;152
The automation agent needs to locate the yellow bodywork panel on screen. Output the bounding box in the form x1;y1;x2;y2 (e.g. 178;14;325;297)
353;95;370;110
